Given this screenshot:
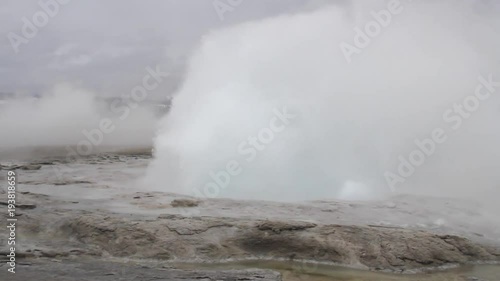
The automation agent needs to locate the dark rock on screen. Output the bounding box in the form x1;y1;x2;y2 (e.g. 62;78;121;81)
21;164;42;170
54;180;92;185
18;203;37;209
257;220;317;233
171;199;200;208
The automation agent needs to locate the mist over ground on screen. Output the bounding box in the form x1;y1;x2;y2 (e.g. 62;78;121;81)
145;0;500;204
1;0;499;205
0;83;159;157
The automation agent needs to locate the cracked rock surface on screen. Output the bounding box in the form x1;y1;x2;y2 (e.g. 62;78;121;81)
4;189;500;276
1;152;500;280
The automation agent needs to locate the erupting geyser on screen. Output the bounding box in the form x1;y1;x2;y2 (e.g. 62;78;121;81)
146;1;500;202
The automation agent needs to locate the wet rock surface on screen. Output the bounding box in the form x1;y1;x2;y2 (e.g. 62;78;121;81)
5;259;282;281
4;189;499;275
1;153;500;280
55;214;500;272
171;198;200;208
0;164;42;171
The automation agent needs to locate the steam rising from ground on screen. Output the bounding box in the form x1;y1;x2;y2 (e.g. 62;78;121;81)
148;1;500;202
0;83;158;157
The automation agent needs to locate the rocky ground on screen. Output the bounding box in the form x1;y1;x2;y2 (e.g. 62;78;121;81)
1;153;499;280
4;259;282;281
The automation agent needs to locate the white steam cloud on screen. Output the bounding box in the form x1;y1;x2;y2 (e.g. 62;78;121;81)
146;1;500;202
0;83;158;157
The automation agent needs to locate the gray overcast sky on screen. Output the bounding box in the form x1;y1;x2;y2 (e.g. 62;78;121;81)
1;0;498;99
0;0;330;98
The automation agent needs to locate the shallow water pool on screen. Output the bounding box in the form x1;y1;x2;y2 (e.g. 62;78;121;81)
176;260;500;281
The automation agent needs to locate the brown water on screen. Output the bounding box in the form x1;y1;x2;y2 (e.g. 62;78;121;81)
176;260;500;281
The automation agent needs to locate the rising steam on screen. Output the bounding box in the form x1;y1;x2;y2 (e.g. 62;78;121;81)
146;0;500;202
0;83;158;158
